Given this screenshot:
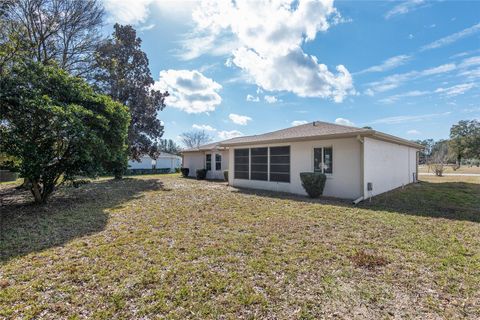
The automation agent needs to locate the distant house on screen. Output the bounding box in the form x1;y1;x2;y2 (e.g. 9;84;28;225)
182;121;423;201
128;152;181;173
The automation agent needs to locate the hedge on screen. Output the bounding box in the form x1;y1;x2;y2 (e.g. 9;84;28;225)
300;172;327;198
196;169;207;180
180;167;189;177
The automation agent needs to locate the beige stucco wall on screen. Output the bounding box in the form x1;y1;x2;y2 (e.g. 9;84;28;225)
228;137;363;199
182;150;229;179
363;137;418;198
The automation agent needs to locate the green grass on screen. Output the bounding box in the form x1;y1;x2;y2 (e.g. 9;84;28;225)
1;174;479;319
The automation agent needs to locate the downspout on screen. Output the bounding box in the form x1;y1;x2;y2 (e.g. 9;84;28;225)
353;135;365;205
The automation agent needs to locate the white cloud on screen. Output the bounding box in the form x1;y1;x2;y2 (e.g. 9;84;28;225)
264;95;279;104
366;63;456;94
385;0;426;19
103;0;154;25
462;107;480;113
371;112;451;125
356;55;411;74
407;129;421;135
456;56;480;80
183;0;354;102
459;68;480;80
103;0;197;25
421;22;480;51
335;118;355;126
154;70;222;113
450;49;480;59
291;120;308;126
435;83;476;97
192;124;216;131
246;94;260;102
218;130;243;140
232;47;354;101
139;23;156;31
379;90;430;104
229;113;252;125
458;56;480;69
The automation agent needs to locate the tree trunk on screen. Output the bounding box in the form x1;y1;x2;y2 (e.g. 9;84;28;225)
30;180;43;204
16;178;31;190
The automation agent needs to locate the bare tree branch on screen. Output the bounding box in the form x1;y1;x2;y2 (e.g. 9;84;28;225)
180;131;213;149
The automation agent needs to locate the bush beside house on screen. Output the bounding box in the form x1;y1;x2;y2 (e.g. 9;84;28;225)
300;172;327;198
181;168;190;177
196;169;207;180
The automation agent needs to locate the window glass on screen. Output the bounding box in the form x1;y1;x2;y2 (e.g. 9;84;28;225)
313;148;322;172
234;149;249;179
215;154;222;171
323;147;333;174
206;154;211;171
269;146;290;182
313;147;333;174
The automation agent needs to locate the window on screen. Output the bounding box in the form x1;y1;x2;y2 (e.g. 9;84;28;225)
250;147;268;181
323;147;333;174
313;147;333;174
234;148;249;179
269;146;290;182
215;154;222;171
206;154;211;171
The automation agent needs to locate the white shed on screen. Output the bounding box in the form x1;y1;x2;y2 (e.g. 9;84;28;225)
128;155;155;170
128;153;182;173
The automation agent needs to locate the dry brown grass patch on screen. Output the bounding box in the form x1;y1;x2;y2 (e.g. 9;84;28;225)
350;250;389;269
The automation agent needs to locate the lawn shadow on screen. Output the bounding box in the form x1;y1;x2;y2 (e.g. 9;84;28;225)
230;180;480;223
0;178;165;263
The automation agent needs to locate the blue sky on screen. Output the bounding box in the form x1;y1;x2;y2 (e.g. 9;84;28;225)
102;0;480;145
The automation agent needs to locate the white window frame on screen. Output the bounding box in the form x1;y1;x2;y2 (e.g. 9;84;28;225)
205;153;212;171
215;153;222;171
312;146;333;176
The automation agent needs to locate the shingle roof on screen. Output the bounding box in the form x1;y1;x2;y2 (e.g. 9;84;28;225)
181;121;423;153
220;121;369;146
181;141;226;153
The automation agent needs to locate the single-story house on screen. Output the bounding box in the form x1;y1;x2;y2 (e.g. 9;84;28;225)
128;152;182;173
182;142;229;180
182;121;423;201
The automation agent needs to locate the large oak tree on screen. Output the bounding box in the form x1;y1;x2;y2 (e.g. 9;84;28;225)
94;24;169;162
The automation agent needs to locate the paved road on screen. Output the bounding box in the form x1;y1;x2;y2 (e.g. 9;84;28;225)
419;173;480;177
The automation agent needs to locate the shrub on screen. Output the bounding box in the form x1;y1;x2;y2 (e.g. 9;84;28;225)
223;170;228;182
175;167;181;173
429;163;444;176
180;168;189;177
300;172;327;198
196;169;207;180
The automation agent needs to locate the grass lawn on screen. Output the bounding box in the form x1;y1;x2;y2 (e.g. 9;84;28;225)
419;164;480;174
1;174;479;319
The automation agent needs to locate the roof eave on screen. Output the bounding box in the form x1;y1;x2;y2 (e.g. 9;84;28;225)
181;146;228;154
367;131;424;149
219;130;372;147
